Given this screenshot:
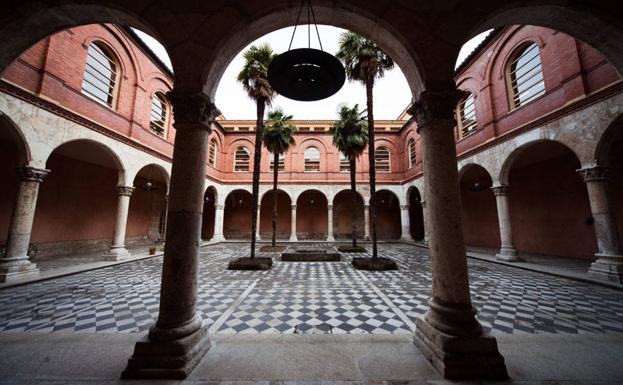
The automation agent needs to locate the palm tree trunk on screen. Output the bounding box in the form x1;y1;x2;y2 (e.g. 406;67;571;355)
272;151;279;247
249;99;266;259
366;80;378;259
350;157;358;248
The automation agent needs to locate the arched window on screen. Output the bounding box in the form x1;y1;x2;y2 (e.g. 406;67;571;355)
82;42;119;107
270;152;285;171
234;147;250;172
408;138;417;168
339;153;350;172
456;93;477;138
149;92;168;136
508;42;545;108
304;147;320;172
208;138;218;167
375;146;390;173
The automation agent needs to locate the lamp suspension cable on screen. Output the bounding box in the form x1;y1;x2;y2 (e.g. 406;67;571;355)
287;0;323;51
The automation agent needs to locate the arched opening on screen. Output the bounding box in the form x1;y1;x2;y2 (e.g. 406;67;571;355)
260;189;292;239
201;186;217;240
459;164;500;251
597;116;623;245
128;165;168;246
223;189;253;239
407;187;424;241
372;190;401;239
504;140;596;259
332;190;364;240
0;117;29;247
296;190;327;240
31;140;123;258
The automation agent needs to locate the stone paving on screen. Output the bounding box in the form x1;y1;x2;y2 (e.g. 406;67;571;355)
0;243;622;335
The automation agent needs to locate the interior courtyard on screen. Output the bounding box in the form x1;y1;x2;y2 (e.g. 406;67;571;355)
1;1;623;384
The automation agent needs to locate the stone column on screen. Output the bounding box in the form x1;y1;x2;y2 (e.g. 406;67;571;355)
327;204;335;242
399;204;412;242
103;186;134;261
410;89;507;379
212;204;225;242
0;166;49;283
289;204;298;241
123;92;217;379
363;204;370;240
491;185;518;261
579;166;623;283
421;200;429;245
256;204;261;241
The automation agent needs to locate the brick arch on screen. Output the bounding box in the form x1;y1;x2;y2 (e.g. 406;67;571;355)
223;189;253;239
406;186;425;241
296;189;328;240
372;189;401;239
333;189;365;240
595;113;623;166
259;189;292;240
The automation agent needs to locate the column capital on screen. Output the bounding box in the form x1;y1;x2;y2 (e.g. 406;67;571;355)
491;185;510;196
420;200;427;208
18;166;50;182
400;204;409;210
578;166;610;182
215;204;224;210
291;204;297;210
166;91;220;132
117;186;135;196
364;204;370;209
327;204;333;210
408;88;463;131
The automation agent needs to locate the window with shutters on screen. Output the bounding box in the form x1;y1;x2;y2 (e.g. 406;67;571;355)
508;42;545;108
149;92;168;136
339;153;350;172
408;139;416;168
375;146;390;173
269;152;285;171
81;42;119;107
456;93;477;138
234;147;250;172
208;138;218;166
304;147;320;172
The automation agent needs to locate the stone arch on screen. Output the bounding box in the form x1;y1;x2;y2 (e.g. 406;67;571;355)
502;139;596;259
129;163;170;189
201;186;218;240
595;113;623;167
31;138;126;257
46;139;126;185
223;189;253;239
128;164;169;245
332;189;365;240
458;163;500;250
406;186;425;241
372;189;401;239
260;189;292;240
296;189;328;240
0;113;30;165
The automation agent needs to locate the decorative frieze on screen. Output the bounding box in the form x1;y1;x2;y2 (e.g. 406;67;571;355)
491;185;510;196
117;186;135;196
18;166;50;182
578;166;610;182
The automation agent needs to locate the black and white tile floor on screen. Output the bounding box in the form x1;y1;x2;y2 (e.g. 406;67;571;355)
0;243;622;335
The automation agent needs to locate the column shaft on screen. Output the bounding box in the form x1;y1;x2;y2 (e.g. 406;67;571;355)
421;200;429;245
364;204;370;240
327;204;335;241
256;204;262;240
105;186;133;260
0;166;49;282
212;205;225;241
492;186;518;261
289;205;297;241
579;166;623;283
400;205;412;241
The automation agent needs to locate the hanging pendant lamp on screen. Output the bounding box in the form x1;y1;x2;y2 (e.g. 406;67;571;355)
267;0;345;101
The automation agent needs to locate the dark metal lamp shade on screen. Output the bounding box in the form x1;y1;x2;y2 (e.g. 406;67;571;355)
268;48;345;101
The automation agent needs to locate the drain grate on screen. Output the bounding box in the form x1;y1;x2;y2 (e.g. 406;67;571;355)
293;323;333;334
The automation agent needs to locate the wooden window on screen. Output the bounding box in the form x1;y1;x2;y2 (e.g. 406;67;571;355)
270;152;285;171
234;147;250;172
375;146;390;173
304;147;320;172
149;92;168;136
208;138;218;166
82;42;118;107
408;139;416;168
339;153;350;172
508;42;545;108
456;93;477;138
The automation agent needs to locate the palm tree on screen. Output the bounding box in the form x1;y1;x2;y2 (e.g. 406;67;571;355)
263;108;297;247
336;31;394;259
237;43;277;259
330;104;368;248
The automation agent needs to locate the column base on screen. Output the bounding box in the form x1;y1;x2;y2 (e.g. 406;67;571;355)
588;253;623;284
289;236;298;242
496;247;519;262
122;322;210;380
414;317;508;380
327;235;335;242
400;236;413;243
0;257;39;283
210;234;225;243
103;246;131;261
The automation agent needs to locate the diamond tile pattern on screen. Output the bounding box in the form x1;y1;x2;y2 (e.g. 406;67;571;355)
0;243;622;335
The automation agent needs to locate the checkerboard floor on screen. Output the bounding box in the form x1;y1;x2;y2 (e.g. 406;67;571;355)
0;243;622;335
